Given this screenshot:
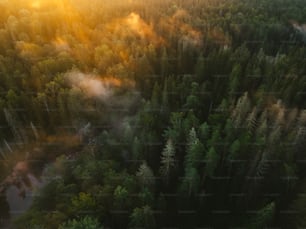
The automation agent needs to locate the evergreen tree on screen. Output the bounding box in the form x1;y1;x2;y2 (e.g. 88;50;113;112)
151;82;161;111
59;216;102;229
129;205;156;229
232;92;251;128
184;127;204;170
199;122;210;141
228;139;241;161
136;162;155;188
205;147;219;177
180;167;200;196
248;202;275;229
113;185;129;211
160;139;176;179
184;82;200;110
229;63;242;96
164;112;184;145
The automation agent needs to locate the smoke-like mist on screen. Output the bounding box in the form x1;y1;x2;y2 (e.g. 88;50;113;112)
65;70;137;110
65;71;118;101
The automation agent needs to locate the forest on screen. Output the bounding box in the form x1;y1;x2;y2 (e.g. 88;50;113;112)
0;0;306;228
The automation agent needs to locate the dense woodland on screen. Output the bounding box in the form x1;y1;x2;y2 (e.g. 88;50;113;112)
0;0;306;228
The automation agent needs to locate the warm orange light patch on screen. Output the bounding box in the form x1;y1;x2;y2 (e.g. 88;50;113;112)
101;77;123;87
16;41;42;60
97;76;135;89
30;0;41;9
125;12;163;44
126;13;141;31
119;50;129;62
30;0;66;9
53;37;70;52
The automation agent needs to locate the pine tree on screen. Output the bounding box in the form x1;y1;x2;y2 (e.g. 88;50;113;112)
199;122;210;141
163;112;184;144
151;82;161;111
229;63;242;96
114;185;129;208
129;205;156;229
256;110;268;141
160;139;176;178
205;147;219;178
183;111;199;137
59;216;102;229
246;107;258;135
232;92;251;128
268;125;281;145
255;150;272;179
228;139;241;161
249;202;275;229
185;127;204;170
184;82;200;110
208;127;222;148
136;162;155;188
180;167;200;196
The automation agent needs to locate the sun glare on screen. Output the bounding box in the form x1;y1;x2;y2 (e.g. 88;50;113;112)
31;0;41;9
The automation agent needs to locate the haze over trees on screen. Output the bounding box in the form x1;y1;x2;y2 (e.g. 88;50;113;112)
0;0;306;228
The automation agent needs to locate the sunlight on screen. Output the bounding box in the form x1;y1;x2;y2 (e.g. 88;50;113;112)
53;37;70;51
125;12;163;43
30;0;41;9
126;12;153;39
30;0;67;11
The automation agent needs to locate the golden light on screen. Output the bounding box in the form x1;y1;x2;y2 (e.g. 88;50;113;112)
29;0;67;11
31;0;41;9
53;37;70;52
126;12;151;38
125;12;163;44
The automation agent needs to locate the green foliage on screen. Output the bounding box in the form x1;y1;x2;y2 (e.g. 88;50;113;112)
199;122;210;141
129;205;156;229
229;63;242;95
71;192;96;215
185;127;204;170
180;167;200;196
248;202;275;229
160;139;176;178
163;112;184;144
3;0;306;228
113;185;131;210
136;162;155;188
205;147;219;177
228;139;241;160
59;216;102;229
184;82;200;110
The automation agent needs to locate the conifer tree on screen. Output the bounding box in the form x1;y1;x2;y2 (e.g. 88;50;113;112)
205;146;219;177
136;162;155;188
160;139;176;178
